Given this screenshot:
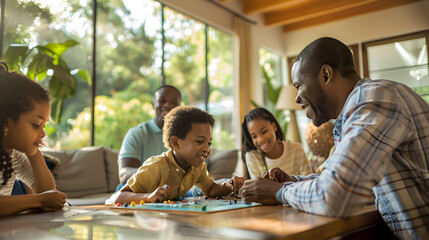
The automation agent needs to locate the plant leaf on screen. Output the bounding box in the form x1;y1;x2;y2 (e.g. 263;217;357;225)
49;65;76;99
27;52;53;80
262;66;278;103
44;39;79;57
3;44;29;72
50;99;63;124
74;68;92;85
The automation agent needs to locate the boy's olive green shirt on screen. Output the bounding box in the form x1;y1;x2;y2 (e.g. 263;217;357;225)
127;150;215;199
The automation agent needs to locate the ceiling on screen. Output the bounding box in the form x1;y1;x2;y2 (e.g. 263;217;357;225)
218;0;424;32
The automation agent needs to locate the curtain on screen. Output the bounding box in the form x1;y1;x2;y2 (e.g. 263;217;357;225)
234;16;254;123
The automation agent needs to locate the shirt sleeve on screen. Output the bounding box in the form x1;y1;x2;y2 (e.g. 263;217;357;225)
15;152;35;189
279;94;411;217
127;162;161;193
195;163;215;195
296;144;313;175
245;151;265;179
119;127;143;163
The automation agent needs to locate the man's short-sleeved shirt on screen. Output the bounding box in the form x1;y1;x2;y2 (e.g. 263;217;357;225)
119;118;168;165
127;150;215;200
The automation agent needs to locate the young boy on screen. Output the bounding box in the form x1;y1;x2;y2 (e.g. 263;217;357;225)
114;106;245;204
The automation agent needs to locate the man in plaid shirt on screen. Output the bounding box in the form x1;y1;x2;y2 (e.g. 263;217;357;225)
240;37;429;239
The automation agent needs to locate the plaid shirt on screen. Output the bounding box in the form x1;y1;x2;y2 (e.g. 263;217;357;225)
277;79;429;239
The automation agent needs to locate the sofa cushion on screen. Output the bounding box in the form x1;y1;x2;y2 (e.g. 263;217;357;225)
205;149;238;180
104;148;119;192
42;146;108;198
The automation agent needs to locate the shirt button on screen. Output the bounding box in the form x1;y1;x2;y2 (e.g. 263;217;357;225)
176;168;179;172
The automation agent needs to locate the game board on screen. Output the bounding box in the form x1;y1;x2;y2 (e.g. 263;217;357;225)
112;198;261;213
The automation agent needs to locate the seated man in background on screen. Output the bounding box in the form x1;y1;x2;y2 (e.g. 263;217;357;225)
117;85;181;189
240;37;429;239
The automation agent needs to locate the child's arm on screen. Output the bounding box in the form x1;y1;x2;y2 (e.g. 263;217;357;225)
0;189;66;216
114;185;171;204
207;176;246;197
27;149;56;193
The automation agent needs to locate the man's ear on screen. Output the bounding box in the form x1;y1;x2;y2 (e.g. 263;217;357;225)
320;64;334;85
170;136;180;149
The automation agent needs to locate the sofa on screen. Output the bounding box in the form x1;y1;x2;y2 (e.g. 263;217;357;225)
42;146;239;206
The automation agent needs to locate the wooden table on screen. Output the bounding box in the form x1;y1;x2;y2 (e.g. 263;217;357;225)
0;203;383;240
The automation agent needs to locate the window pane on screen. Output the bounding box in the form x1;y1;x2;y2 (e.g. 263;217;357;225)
367;37;429;103
3;0;92;149
208;28;235;150
259;48;283;109
163;7;205;106
93;0;162;150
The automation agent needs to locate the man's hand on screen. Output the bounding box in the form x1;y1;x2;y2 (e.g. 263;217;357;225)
262;167;296;183
225;176;246;195
239;178;284;205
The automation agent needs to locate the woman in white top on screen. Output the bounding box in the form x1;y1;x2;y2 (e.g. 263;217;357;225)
241;108;312;179
0;62;66;216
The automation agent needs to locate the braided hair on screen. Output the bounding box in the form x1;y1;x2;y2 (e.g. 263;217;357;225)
0;62;50;185
241;107;285;178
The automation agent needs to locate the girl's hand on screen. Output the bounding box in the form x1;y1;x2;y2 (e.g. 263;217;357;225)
226;176;246;195
26;149;43;160
38;189;67;209
145;186;171;203
262;167;296;183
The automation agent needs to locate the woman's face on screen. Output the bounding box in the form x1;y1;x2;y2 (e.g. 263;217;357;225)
247;119;278;154
3;101;50;156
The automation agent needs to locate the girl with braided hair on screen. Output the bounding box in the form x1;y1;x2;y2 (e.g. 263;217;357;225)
241;107;312;179
0;62;66;215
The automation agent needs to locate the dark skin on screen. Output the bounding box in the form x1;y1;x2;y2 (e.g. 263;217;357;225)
240;59;361;204
119;87;181;184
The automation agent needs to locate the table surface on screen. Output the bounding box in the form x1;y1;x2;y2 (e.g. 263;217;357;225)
0;202;382;240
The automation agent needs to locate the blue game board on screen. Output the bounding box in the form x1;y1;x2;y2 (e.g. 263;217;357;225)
113;199;261;213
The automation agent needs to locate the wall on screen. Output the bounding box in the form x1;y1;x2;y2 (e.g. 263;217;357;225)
283;0;429;77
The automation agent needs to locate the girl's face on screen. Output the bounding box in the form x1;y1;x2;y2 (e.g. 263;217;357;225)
3;101;50;156
173;122;212;169
247;119;278;154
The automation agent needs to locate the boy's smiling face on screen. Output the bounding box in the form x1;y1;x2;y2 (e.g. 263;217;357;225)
172;122;212;170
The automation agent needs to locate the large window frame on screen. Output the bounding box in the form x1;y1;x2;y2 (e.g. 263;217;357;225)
0;0;236;150
362;30;429;78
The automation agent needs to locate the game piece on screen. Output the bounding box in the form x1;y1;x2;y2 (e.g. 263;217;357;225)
116;203;121;207
162;184;168;188
131;201;136;207
216;196;220;200
123;203;128;207
112;198;261;213
204;196;208;199
140;200;145;205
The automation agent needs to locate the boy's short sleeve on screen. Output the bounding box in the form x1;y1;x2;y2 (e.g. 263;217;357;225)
195;163;215;194
127;162;161;193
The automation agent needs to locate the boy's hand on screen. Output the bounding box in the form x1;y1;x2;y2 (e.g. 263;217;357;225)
262;167;296;183
226;176;246;195
146;186;171;203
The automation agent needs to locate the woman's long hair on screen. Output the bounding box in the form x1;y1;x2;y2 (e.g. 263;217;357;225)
0;62;50;185
241;107;285;178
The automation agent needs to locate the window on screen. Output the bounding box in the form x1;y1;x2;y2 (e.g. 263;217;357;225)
363;31;429;102
1;0;92;149
1;0;235;151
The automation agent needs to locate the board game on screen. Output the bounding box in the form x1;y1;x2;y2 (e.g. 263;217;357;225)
112;197;261;213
